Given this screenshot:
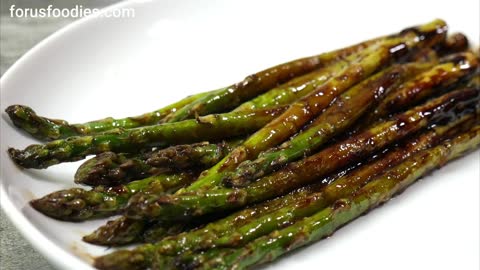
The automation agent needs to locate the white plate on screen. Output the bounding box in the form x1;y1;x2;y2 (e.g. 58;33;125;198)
1;0;479;269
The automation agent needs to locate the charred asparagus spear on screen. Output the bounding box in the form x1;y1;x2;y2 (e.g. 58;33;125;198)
75;139;242;186
8;106;286;169
360;51;478;126
30;172;197;221
5;90;217;141
165;125;480;270
224;62;433;187
125;87;479;221
92;110;478;269
183;20;448;192
4;40;361;143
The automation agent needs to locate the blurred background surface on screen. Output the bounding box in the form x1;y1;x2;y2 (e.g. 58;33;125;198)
0;1;120;269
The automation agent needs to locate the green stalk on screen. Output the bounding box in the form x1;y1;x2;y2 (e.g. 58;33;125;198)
8;106;286;169
232;53;353;112
30;172;197;221
163;29;389;123
5;90;216;141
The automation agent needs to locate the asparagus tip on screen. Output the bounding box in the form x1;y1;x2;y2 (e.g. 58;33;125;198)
8;145;58;169
5;104;73;141
83;217;144;246
29;188;95;221
7;147;29;168
74;152;121;186
5;104;34;124
81;233;98;245
5;105;53;140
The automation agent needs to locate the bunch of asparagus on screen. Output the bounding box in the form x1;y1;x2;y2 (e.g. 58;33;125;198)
6;19;480;270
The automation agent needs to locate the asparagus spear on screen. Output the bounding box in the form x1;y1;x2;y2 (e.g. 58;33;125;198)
225;62;433;187
361;52;478;126
4;46;350;143
162;22;400;123
8;106;286;169
4;36;375;143
125;87;480;221
167;125;480;270
5;90;216;141
183;19;448;192
30;172;197;221
232;53;353;112
75;139;242;186
92;111;477;269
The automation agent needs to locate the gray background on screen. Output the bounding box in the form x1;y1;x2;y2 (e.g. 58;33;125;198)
0;1;121;269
